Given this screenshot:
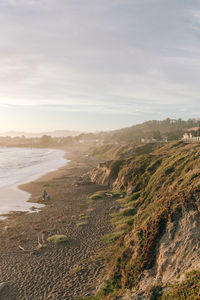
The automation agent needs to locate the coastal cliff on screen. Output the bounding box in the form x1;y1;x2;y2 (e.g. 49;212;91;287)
88;141;200;299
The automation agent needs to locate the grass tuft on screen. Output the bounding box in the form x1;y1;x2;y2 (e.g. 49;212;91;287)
89;190;108;200
87;208;94;213
76;221;88;227
101;232;122;245
71;265;83;274
79;215;89;220
47;234;67;244
37;244;48;250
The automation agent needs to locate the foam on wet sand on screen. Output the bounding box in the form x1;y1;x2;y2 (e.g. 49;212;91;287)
0;147;68;217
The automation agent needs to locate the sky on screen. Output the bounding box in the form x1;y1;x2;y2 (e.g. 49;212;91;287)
0;0;200;132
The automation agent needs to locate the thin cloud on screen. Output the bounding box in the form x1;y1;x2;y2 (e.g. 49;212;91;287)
0;0;200;130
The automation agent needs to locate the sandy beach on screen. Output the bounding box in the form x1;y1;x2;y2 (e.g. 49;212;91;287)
0;147;115;299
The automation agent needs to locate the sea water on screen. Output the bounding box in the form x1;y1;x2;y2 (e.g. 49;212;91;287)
0;147;68;216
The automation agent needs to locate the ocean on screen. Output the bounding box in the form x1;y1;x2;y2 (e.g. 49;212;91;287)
0;147;68;216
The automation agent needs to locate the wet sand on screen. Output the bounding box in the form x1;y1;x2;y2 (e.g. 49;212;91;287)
0;147;67;216
0;185;44;215
0;147;115;299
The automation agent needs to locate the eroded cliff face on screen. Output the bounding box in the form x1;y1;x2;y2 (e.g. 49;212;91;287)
88;142;200;298
89;160;124;187
89;155;152;192
156;209;200;283
89;162;112;186
136;208;200;293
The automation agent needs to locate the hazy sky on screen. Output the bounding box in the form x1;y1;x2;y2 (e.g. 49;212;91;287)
0;0;200;132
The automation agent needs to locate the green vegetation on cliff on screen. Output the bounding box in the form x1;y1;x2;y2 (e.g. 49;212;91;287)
89;141;200;299
161;270;200;299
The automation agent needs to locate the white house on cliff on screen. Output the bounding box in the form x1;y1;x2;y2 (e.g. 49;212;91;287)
182;132;200;143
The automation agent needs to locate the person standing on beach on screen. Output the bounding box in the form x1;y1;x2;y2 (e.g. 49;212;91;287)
42;189;48;200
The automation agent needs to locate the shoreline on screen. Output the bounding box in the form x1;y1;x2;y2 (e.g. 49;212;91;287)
0;145;115;299
19;149;74;205
0;147;69;217
0;185;44;217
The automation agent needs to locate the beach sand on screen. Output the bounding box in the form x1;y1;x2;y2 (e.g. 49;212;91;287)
0;147;115;299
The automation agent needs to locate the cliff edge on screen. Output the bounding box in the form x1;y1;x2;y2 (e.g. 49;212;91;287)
88;141;200;299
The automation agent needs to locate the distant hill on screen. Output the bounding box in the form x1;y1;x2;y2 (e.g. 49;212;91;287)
79;118;200;143
105;118;200;142
0;130;82;138
2;118;200;142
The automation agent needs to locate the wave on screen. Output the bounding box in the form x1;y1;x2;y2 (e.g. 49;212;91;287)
0;147;68;215
0;147;68;188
